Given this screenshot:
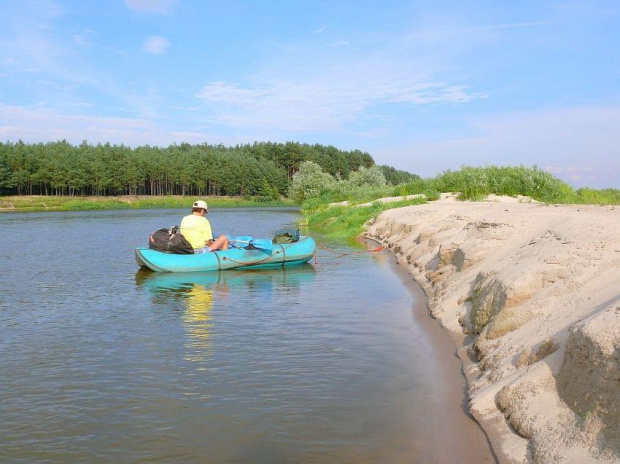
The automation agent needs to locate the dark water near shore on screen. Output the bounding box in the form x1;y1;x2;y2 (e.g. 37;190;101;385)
0;207;493;463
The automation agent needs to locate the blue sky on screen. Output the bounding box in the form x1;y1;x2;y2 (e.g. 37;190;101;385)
1;0;619;188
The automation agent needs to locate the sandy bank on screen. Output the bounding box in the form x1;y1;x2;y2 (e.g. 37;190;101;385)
364;196;620;463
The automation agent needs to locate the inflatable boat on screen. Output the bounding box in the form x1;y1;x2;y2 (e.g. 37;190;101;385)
135;236;316;272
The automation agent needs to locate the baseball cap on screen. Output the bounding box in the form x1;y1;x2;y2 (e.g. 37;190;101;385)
193;200;208;212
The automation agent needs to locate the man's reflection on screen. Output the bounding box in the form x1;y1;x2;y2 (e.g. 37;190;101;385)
183;284;215;363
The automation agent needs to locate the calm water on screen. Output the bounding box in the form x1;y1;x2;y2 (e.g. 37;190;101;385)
0;207;493;463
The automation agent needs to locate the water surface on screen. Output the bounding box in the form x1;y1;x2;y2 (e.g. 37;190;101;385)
0;207;493;463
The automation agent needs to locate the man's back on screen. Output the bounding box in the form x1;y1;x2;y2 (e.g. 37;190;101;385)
180;214;212;249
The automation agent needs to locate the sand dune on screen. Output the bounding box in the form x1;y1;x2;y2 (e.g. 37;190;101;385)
365;195;620;463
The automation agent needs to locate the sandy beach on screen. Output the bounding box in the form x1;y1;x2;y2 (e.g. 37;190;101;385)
364;195;620;463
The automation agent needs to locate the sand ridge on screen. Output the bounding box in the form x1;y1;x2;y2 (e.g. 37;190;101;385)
364;195;620;463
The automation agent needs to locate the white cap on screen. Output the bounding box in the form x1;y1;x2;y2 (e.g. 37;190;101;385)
192;200;208;212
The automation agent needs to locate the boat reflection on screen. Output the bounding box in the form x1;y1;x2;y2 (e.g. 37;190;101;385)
135;265;317;363
134;264;316;295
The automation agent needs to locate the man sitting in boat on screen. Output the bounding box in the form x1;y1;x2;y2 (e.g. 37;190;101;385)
180;200;230;253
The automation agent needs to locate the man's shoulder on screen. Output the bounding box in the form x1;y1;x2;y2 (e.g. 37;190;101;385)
181;214;208;225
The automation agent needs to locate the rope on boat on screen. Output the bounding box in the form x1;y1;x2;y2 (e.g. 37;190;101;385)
315;242;385;261
218;241;384;267
220;248;283;267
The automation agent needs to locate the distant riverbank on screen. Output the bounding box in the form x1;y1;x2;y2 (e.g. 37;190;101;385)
365;195;620;463
0;195;295;213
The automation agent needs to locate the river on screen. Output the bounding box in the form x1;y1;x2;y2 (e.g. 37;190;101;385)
0;207;493;463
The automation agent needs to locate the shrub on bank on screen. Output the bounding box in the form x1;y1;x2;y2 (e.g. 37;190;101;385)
291;161;393;206
289;161;337;203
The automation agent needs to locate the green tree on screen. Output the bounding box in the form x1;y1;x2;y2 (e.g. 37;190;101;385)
379;165;419;185
348;165;387;188
289;161;336;202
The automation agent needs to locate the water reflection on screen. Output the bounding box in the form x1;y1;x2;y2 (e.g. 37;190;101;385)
135;265;316;295
183;284;216;363
135;266;316;363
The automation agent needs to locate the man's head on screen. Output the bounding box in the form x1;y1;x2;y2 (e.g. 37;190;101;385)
192;200;208;214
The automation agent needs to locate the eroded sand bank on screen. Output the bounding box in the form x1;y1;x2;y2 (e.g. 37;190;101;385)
364;195;620;463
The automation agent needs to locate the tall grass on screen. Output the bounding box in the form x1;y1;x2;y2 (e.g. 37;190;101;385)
305;197;426;244
395;165;620;205
574;188;620;205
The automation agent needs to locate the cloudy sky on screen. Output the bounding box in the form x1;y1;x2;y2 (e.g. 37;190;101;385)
1;0;619;187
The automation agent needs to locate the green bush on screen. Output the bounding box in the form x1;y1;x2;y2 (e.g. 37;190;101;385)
348;166;387;188
289;161;337;202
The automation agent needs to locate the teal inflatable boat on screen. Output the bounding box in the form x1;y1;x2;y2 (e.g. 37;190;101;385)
135;236;316;272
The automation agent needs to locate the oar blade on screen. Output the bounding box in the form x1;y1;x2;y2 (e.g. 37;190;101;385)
250;238;273;252
227;235;274;252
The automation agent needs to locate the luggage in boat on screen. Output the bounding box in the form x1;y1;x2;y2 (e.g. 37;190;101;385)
148;227;194;255
273;228;300;244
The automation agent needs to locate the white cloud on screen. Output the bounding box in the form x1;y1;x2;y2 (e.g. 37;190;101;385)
124;0;176;15
326;39;350;47
196;77;481;132
0;7;68;74
0;103;241;147
0;125;21;138
403;19;557;49
197;82;264;105
143;36;170;55
72;29;94;48
191;17;488;133
544;165;597;183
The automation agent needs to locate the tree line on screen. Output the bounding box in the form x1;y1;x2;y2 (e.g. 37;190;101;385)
0;140;415;197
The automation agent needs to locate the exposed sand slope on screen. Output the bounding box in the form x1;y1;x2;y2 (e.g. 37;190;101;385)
364;196;620;464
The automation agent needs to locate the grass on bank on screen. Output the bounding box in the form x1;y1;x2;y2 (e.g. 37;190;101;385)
304;197;427;244
393;165;620;205
0;195;294;212
302;165;620;244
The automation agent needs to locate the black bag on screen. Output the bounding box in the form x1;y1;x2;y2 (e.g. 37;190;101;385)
149;227;194;254
272;228;300;244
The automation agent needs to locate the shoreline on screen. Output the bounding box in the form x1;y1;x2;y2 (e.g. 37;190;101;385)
0;195;294;213
364;196;620;463
380;246;497;462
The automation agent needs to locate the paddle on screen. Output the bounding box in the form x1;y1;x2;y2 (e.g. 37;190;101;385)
248;238;274;252
227;235;273;252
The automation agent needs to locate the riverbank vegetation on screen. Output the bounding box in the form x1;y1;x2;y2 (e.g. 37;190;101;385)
305;198;427;243
3;137;619;228
296;163;620;243
394;165;620;205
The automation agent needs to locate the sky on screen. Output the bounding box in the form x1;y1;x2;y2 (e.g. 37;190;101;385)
1;0;619;188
